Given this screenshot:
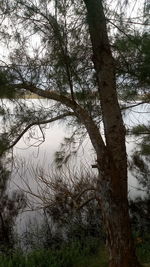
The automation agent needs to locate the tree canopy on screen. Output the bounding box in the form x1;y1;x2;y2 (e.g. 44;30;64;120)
0;0;149;266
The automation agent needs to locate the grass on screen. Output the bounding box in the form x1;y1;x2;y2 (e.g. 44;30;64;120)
0;238;149;267
136;237;150;266
0;239;108;267
75;246;108;267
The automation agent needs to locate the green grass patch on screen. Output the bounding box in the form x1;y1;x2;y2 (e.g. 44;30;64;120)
137;238;150;265
0;238;108;267
0;238;149;267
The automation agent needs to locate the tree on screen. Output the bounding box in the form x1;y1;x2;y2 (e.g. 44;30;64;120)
0;0;148;266
0;156;26;252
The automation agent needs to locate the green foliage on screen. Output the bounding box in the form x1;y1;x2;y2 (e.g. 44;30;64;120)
140;141;150;156
0;154;26;252
0;238;149;267
0;70;17;99
130;123;150;193
136;235;150;264
0;134;10;155
130;196;150;237
0;159;10;199
0;1;149;265
0;240;107;267
40;168;103;244
131;151;150;193
131;124;150;135
115;32;150;99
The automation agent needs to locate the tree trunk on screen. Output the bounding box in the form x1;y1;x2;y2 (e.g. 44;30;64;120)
96;167;141;267
83;0;141;266
73;110;141;266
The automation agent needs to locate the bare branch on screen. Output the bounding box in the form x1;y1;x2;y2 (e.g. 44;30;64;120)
1;112;74;155
75;187;96;202
121;101;150;111
77;197;96;210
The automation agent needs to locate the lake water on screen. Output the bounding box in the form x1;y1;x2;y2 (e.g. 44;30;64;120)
9;99;149;195
1;99;149;236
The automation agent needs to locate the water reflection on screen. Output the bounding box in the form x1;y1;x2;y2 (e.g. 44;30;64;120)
10;100;149;197
1;99;149;234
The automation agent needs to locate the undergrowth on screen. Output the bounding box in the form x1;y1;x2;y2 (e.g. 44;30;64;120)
0;236;149;267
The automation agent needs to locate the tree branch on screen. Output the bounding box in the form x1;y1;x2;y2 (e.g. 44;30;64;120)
14;83;107;161
17;0;76;103
1;112;74;155
121;101;150;110
75;187;96;202
77;197;96;210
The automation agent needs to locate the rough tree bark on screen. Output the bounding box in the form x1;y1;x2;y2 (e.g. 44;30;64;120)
83;0;141;266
